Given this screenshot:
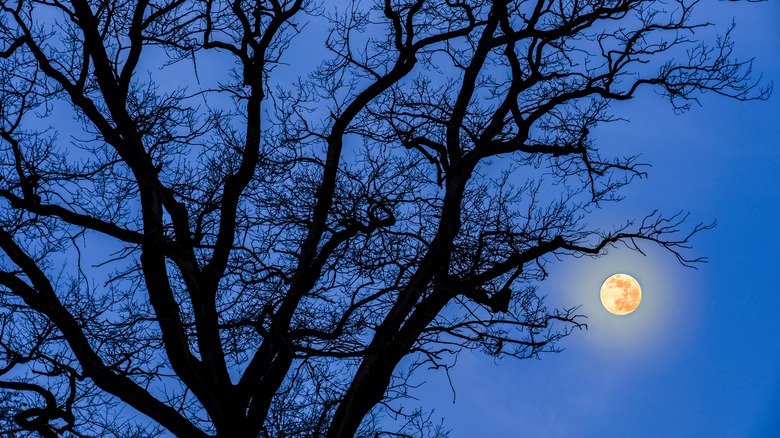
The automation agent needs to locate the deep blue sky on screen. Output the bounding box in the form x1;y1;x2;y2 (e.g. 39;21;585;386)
133;1;778;435
24;1;776;436
414;1;780;436
103;1;780;436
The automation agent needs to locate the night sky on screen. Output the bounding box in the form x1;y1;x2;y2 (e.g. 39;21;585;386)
8;1;775;436
137;2;779;434
414;1;780;436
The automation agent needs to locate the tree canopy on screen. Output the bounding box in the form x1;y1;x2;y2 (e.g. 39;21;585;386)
0;0;767;436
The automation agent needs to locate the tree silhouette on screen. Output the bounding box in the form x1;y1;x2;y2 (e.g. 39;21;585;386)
0;0;767;436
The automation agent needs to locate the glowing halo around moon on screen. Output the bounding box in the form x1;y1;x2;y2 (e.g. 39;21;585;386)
600;274;642;315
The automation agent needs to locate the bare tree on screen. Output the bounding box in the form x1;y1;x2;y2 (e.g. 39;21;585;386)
0;0;767;436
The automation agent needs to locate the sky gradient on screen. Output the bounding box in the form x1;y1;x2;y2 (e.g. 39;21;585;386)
413;1;780;436
5;1;776;436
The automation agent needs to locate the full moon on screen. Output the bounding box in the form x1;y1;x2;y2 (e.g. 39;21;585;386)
600;273;642;315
